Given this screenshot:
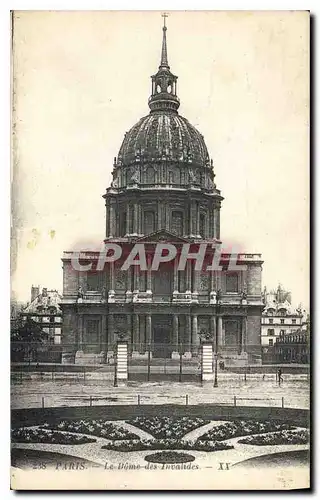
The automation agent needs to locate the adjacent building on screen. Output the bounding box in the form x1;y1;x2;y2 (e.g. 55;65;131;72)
20;286;62;344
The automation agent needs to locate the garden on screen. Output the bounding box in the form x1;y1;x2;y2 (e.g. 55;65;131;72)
11;417;309;465
11;427;96;445
40;419;139;440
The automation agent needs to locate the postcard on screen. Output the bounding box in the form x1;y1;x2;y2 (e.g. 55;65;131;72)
11;10;310;490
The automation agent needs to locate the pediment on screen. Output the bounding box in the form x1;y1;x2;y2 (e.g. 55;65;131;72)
136;230;190;244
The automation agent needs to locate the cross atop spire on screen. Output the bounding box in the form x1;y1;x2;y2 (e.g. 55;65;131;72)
160;13;169;68
162;12;168;28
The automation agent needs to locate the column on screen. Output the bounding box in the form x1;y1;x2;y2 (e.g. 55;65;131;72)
101;314;107;352
157;200;162;230
108;313;114;350
138;204;142;235
186;261;192;293
105;204;110;238
241;316;247;353
189;203;193;236
146;314;152;345
126;314;132;343
216;206;220;239
126;204;130;235
173;256;178;293
191;314;198;354
217;315;223;347
172;314;179;352
110;200;116;237
196;202;200;236
133;203;139;234
211;315;217;352
133;266;139;293
193;266;199;295
186;314;191;353
108;261;115;302
78;314;83;350
132;314;139;351
146;254;152;293
165;202;170;231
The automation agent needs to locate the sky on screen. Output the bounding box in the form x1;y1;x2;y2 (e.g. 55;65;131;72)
11;10;309;308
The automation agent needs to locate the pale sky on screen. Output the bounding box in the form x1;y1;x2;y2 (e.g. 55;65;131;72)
11;10;309;308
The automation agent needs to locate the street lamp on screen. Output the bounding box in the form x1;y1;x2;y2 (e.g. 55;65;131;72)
214;327;218;387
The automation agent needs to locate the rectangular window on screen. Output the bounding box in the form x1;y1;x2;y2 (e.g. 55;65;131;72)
267;329;275;336
280;319;284;324
269;318;273;324
268;338;274;346
292;319;297;324
225;272;238;293
87;272;104;291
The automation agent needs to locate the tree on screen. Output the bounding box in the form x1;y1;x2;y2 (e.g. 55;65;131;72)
11;318;48;362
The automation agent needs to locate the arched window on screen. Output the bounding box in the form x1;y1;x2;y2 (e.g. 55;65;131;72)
120;211;127;236
144;211;155;235
146;167;155;184
199;213;206;237
171;211;183;236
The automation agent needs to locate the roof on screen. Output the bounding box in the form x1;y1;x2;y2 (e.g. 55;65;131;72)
22;289;62;314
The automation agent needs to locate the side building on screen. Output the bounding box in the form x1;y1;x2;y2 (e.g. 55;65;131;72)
20;286;62;344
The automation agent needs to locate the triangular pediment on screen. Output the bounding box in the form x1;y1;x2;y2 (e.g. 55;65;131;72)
136;229;190;243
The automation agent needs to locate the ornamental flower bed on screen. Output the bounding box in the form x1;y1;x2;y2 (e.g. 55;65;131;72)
11;427;96;445
145;451;195;464
127;417;208;439
101;438;233;452
238;429;310;446
198;420;296;442
41;420;139;440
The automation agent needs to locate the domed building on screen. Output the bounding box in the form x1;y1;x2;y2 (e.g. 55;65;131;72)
61;19;264;368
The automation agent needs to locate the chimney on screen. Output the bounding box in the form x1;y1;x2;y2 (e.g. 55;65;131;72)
31;285;40;303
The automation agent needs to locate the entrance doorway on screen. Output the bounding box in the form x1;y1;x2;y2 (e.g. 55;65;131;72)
152;315;172;358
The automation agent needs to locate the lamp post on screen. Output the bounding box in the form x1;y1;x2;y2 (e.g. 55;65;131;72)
214;300;220;388
214;333;218;387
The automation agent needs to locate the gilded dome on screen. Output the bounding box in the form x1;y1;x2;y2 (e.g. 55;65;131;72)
118;111;209;167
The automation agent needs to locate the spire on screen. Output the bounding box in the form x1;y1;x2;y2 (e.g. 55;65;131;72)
148;14;180;113
160;13;169;68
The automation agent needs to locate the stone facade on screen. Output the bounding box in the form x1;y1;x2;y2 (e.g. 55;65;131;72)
60;21;264;366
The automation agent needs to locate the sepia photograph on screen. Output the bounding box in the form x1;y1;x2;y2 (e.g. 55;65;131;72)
10;10;310;490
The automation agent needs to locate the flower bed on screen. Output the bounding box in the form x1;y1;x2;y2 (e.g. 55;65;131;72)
238;429;309;446
41;420;139;440
101;438;233;452
11;427;96;445
145;451;195;464
198;420;296;442
127;417;207;439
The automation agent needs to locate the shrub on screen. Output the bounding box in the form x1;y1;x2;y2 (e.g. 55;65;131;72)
127;416;208;439
41;420;139;440
238;429;310;446
11;427;96;445
199;420;296;442
101;438;233;452
145;451;195;464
